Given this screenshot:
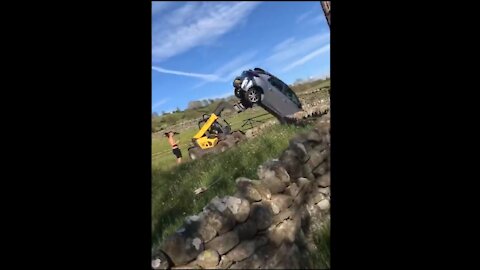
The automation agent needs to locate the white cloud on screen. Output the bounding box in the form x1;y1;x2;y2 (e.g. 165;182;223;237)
273;37;296;52
296;5;326;25
152;66;219;81
200;91;233;101
282;44;330;72
307;14;326;25
192;51;258;88
152;2;172;15
296;10;315;24
266;32;330;66
152;98;170;110
152;2;260;62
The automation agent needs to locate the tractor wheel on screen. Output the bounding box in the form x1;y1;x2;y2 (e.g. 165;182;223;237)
216;139;235;153
188;146;205;160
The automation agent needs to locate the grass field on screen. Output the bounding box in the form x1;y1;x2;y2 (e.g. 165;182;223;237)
151;123;312;248
151;79;331;266
152;106;274;171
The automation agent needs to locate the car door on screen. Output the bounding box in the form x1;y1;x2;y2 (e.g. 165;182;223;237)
266;76;301;116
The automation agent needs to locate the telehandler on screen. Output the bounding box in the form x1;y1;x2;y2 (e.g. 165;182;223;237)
187;101;247;160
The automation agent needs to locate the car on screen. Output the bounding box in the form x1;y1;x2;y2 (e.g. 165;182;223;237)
233;68;303;121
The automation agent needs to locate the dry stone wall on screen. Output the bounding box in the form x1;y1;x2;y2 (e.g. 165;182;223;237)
152;113;331;269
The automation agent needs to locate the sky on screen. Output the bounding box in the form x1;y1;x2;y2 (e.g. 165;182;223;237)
152;1;330;113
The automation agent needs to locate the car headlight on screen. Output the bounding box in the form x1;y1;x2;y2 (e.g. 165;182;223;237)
241;78;253;90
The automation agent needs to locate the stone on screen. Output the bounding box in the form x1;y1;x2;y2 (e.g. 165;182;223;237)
230;252;265;269
161;233;204;266
257;160;291;184
267;219;298;247
217;255;233;269
317;199;330;211
285;183;300;198
275;244;301;269
272;207;295;225
318;187;330;196
204;207;236;235
250;180;272;200
235;177;262;202
313;143;327;153
296;177;312;189
227;197;250;223
306;129;323;143
270;194;294;215
315;172;330;187
262;243;290;268
225;240;256;262
261;176;287;194
255;236;269;248
279;150;303;179
184;213;217;243
289;141;310;163
196;249;220;269
313;161;329;176
151;249;170;270
250;201;273;231
309;192;325;205
307;149;328;169
171;263;201;269
205;230;239;255
234;219;257;241
209;196;228;212
293;178;313;206
198;224;217;243
302;164;316;181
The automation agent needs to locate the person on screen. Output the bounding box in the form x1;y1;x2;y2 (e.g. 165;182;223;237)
164;131;182;164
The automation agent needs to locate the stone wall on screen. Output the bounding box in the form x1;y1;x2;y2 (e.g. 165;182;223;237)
152;113;331;269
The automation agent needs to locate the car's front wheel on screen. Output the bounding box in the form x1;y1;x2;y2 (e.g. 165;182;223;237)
245;87;261;104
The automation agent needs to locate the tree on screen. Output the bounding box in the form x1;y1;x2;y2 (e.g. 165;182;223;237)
200;100;209;107
187;100;203;110
294;78;304;84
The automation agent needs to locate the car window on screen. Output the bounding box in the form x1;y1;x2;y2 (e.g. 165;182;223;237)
267;76;284;92
282;85;301;106
268;76;301;106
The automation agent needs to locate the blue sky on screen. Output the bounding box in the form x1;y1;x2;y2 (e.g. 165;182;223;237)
152;1;330;113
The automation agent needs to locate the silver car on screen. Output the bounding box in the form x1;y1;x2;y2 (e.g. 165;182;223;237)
233;68;303;120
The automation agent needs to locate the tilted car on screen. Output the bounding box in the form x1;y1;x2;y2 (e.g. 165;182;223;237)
233;68;302;121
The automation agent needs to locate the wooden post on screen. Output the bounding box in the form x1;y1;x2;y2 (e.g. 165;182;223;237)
320;1;331;28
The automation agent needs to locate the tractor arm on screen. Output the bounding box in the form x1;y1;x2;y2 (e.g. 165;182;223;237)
193;113;219;139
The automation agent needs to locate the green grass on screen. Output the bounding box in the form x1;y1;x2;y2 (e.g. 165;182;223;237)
151;124;311;248
306;221;331;269
151;106;273;171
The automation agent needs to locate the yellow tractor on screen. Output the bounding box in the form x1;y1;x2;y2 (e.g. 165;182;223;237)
187;102;247;160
